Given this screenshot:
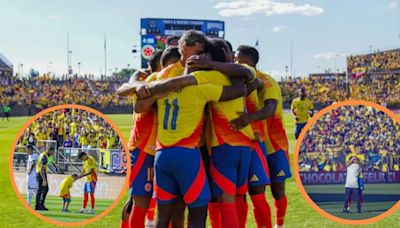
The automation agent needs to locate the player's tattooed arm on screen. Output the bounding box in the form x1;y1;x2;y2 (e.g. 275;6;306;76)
219;78;247;102
135;75;198;99
134;91;170;113
142;76;198;98
116;71;149;97
186;55;253;81
230;99;278;130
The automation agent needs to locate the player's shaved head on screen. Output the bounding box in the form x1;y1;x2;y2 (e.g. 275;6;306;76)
161;46;181;68
148;50;163;73
205;38;233;63
235;45;259;67
205;38;229;62
166;35;180;47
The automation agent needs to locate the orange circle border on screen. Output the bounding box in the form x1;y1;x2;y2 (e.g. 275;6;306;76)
8;104;131;227
293;99;400;225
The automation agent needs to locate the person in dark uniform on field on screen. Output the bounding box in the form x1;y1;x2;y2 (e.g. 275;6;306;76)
35;147;55;211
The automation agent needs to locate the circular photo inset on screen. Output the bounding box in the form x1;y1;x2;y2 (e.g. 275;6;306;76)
9;105;130;226
294;100;400;224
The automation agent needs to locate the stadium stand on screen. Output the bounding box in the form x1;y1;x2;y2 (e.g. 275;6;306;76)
0;52;13;77
280;48;400;110
299;105;400;173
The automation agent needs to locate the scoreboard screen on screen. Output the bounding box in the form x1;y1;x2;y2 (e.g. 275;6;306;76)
140;18;225;68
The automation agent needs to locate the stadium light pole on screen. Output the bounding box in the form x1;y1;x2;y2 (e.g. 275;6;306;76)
78;62;81;76
104;33;107;78
67;32;70;75
290;37;293;78
369;45;372;53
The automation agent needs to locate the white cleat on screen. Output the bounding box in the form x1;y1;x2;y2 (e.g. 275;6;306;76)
274;225;283;228
146;220;155;228
89;208;95;214
78;208;86;213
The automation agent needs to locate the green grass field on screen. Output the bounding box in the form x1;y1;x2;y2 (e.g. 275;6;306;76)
21;194;114;222
1;114;399;227
305;184;400;220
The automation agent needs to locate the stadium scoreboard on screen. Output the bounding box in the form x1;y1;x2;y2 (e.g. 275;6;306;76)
140;18;225;68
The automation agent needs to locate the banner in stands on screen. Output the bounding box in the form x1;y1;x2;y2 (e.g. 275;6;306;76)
99;149;127;174
300;171;400;185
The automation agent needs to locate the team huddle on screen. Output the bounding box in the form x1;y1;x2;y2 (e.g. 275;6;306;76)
117;30;292;228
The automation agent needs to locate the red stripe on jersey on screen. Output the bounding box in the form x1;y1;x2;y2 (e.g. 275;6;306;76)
157;120;204;149
210;107;253;147
184;155;206;204
266;117;289;153
210;160;236;195
129;111;155;152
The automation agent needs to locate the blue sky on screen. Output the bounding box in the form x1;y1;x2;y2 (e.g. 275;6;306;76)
0;0;399;80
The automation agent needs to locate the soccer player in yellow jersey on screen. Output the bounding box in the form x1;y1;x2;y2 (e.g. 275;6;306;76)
35;147;55;211
291;87;314;139
135;61;248;228
117;50;172;228
59;174;78;212
77;152;97;214
231;45;292;228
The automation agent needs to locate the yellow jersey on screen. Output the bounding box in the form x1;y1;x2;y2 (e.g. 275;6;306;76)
128;72;159;156
83;155;97;182
156;84;223;149
59;176;74;197
257;71;289;155
191;70;255;147
242;64;264;141
291;97;314;124
156;61;184;80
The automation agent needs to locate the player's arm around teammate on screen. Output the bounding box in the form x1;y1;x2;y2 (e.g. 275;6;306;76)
232;45;292;228
116;51;163;97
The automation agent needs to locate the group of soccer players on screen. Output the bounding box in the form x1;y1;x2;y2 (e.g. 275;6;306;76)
117;30;292;228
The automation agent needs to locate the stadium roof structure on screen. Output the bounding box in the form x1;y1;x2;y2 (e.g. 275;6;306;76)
0;52;13;69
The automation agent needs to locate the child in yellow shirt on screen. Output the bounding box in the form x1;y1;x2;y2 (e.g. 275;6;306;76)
59;174;78;212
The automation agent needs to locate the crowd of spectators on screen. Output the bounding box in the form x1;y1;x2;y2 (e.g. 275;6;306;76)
0;74;132;111
347;49;400;72
17;108;122;150
299;105;400;173
280;75;348;107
